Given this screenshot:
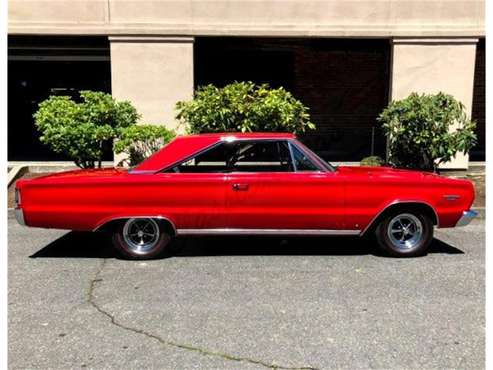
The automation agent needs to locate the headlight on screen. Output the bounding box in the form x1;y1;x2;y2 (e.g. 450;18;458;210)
14;188;21;206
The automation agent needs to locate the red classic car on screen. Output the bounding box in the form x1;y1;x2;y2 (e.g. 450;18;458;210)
14;133;476;259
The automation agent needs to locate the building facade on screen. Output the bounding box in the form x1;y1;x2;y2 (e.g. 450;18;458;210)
8;0;485;167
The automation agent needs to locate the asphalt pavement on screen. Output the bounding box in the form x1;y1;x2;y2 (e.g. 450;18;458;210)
8;213;485;369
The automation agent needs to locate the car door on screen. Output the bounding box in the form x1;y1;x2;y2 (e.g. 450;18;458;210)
153;172;228;229
225;140;346;230
155;142;236;230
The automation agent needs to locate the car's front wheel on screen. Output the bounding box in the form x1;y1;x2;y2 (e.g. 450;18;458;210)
375;211;433;257
112;218;172;259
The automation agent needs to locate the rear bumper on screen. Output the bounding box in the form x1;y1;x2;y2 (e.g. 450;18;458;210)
15;208;26;226
455;210;478;227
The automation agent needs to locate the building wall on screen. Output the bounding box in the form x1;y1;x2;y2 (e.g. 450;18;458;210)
291;40;390;161
8;0;485;167
195;38;390;161
9;0;484;37
110;36;194;130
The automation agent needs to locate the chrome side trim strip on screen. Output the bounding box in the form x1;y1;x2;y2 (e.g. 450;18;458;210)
455;210;478;227
360;200;440;236
128;170;157;175
15;208;25;226
176;228;361;236
93;215;177;234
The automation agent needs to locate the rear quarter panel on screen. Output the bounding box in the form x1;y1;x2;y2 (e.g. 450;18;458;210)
342;167;474;230
17;172;227;231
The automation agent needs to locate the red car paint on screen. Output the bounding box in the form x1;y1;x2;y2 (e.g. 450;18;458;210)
14;133;475;234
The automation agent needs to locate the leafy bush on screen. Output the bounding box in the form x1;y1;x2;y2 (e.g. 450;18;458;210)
114;125;176;167
34;91;139;168
360;156;385;167
176;81;315;134
378;92;476;172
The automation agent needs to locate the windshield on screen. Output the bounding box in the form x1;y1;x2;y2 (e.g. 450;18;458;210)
291;140;336;172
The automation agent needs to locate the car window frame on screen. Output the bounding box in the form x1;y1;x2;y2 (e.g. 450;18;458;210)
227;139;294;174
160;138;331;174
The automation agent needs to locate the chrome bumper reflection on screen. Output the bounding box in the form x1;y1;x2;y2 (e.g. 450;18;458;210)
456;210;478;227
15;208;26;226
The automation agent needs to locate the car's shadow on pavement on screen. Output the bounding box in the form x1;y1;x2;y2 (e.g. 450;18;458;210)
29;231;464;259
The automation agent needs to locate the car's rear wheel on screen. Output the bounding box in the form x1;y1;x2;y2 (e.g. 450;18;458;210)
112;218;172;259
375;211;433;257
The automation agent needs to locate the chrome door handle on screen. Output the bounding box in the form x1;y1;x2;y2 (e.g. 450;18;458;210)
232;183;249;191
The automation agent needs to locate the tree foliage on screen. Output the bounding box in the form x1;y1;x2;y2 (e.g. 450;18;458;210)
176;82;315;134
114;125;176;167
34;91;140;168
378;92;476;171
360;156;385;167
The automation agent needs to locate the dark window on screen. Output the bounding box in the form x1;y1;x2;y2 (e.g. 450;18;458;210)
8;36;112;161
471;38;485;161
173;143;235;173
169;140;292;173
195;37;390;161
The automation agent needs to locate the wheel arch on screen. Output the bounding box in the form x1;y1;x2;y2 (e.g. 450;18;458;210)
361;201;439;236
93;216;177;236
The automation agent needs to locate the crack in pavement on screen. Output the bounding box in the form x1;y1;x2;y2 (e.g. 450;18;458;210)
87;259;318;370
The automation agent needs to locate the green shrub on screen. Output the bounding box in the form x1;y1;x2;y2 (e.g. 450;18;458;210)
34;91;139;168
378;92;476;172
360;156;385;167
176;81;315;134
114;125;176;167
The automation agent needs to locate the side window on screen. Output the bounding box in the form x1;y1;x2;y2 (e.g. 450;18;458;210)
290;144;320;171
167;140;293;173
171;143;235;173
231;141;292;172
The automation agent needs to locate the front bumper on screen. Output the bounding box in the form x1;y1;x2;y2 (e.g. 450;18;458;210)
15;208;26;226
456;210;478;227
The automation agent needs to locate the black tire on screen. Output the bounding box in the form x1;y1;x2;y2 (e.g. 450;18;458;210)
375;210;433;257
112;218;172;260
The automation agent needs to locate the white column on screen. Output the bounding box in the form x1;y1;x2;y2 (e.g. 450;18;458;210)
110;36;194;129
390;38;478;169
109;36;194;165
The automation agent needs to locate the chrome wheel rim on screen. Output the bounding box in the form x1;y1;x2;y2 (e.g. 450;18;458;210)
387;213;423;250
123;218;160;255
